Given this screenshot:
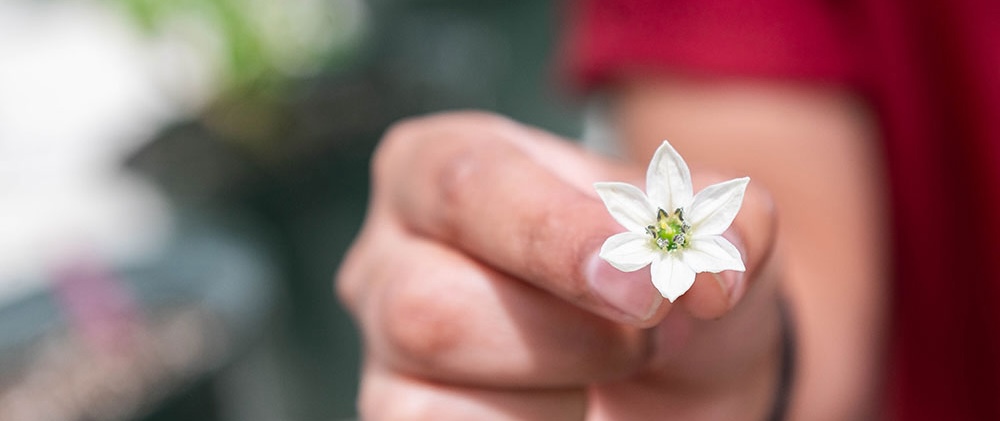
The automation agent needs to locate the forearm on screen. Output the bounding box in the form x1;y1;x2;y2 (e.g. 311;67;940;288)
607;75;889;420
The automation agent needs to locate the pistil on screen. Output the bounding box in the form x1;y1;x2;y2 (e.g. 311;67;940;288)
646;208;690;251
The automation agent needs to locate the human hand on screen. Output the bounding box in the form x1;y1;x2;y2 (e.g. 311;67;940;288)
337;111;781;420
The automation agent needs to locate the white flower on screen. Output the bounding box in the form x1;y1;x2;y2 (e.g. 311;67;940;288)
594;140;749;302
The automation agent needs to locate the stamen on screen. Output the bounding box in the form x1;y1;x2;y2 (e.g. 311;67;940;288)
648;207;690;252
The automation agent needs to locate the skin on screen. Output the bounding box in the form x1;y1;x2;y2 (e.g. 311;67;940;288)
613;75;888;420
337;75;887;420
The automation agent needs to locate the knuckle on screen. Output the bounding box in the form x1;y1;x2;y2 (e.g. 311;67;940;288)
373;111;510;183
372;117;425;182
434;145;485;215
334;243;364;312
378;271;466;369
372;112;515;231
430;140;516;239
334;221;387;314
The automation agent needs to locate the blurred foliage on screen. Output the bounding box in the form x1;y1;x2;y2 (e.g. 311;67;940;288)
103;0;366;96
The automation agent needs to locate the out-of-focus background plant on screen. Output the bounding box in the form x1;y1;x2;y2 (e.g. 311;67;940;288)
0;0;581;420
106;0;364;92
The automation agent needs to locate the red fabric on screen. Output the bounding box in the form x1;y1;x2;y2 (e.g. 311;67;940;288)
564;0;1000;419
564;0;856;85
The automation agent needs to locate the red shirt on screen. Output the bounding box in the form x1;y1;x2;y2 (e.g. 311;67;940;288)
564;0;1000;419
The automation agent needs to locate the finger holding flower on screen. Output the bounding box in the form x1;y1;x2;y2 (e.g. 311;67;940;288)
338;113;782;421
595;140;750;302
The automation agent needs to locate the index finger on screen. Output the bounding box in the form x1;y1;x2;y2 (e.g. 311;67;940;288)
376;112;772;325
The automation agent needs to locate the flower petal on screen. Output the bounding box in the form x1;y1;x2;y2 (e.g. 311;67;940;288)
650;254;697;302
683;235;745;273
600;232;657;272
594;182;656;233
688;177;750;236
646;140;693;212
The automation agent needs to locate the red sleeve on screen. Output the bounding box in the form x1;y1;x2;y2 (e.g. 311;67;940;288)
563;0;1000;419
562;0;857;90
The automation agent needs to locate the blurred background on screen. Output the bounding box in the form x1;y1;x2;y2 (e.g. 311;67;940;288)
0;0;583;419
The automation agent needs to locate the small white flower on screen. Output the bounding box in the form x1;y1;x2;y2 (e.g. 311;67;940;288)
595;140;749;302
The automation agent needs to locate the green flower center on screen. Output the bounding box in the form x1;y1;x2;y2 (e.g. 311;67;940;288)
646;208;691;252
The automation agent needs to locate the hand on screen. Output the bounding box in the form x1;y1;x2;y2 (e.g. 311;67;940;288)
337;111;781;420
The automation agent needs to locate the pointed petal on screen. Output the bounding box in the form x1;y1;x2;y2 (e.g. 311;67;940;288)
683;236;746;273
600;232;657;272
688;177;750;236
646;140;693;212
594;182;656;233
650;254;697;302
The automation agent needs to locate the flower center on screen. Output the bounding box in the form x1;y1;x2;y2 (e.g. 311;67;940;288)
646;208;691;252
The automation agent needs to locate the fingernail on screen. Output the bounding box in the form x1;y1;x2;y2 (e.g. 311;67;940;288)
718;232;749;306
584;252;662;322
713;271;746;307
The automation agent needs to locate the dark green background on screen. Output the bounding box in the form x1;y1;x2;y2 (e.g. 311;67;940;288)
129;1;584;419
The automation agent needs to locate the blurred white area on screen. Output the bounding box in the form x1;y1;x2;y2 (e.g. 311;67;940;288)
0;1;216;303
0;0;369;305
